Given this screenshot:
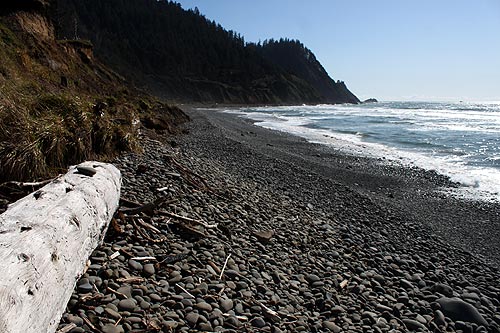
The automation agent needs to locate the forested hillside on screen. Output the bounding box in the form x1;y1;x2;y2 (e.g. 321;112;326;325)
55;0;359;105
255;39;360;104
0;1;188;182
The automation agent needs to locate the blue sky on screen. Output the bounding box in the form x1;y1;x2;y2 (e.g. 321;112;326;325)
175;0;500;101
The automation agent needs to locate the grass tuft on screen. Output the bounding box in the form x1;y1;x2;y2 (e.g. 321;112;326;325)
0;92;142;181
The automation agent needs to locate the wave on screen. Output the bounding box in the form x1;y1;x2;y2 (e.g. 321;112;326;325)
224;102;500;202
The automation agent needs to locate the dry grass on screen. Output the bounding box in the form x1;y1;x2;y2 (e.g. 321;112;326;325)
0;91;141;181
0;15;186;182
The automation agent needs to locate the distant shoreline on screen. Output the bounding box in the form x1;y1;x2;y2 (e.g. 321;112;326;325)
58;105;500;331
181;106;500;268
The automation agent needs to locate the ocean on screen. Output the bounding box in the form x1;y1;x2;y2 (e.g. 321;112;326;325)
226;101;500;202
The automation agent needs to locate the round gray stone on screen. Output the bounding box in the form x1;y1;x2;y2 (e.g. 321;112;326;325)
185;312;199;326
118;299;137;311
220;299;234;312
437;297;488;326
143;263;155;276
128;259;143;271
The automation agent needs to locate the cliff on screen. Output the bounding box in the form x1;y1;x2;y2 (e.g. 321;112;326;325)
0;3;188;181
255;39;360;104
55;0;360;105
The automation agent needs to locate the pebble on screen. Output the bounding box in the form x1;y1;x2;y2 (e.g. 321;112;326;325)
434;309;446;326
56;133;500;333
66;315;83;326
77;282;93;293
195;301;212;312
117;286;132;299
104;308;121;320
118;299;137;311
402;319;426;331
128;259;143;271
437;297;488;325
101;324;124;333
143;263;155;276
220;298;234;312
76;166;97;177
323;321;342;332
251;317;266;328
185;312;199;326
306;273;321;283
433;283;454;297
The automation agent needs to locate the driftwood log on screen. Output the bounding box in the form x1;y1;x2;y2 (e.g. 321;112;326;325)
0;162;121;333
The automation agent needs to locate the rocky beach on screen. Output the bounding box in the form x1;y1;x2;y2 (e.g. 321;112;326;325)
57;107;500;333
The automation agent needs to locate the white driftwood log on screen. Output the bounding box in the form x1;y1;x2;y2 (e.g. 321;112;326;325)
0;161;121;333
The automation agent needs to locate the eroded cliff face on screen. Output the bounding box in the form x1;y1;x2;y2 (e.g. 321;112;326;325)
0;3;188;182
13;11;54;40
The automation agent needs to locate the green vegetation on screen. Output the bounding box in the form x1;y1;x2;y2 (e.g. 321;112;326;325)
55;0;359;104
0;12;187;182
254;39;360;104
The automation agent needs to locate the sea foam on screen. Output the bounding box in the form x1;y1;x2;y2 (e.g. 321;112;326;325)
223;102;500;202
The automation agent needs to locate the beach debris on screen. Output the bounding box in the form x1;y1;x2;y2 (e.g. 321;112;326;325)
56;138;500;333
0;162;120;333
219;253;232;279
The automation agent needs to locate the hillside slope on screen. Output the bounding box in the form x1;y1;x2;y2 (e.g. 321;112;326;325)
255;39;360;104
55;0;359;105
0;2;188;182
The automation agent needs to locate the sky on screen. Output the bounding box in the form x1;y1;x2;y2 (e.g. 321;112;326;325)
174;0;500;102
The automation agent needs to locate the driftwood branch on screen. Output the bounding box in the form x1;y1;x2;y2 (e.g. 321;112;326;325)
157;210;217;228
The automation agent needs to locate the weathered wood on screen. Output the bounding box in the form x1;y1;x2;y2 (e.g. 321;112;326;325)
0;161;121;333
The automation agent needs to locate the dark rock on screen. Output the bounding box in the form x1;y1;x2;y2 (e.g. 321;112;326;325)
143;263;155;276
402;319;426;330
437;297;488;325
306;274;321;283
185;312;199;326
117;286;132;299
220;298;234;312
128;259;143;271
434;309;446;326
118;299;137;311
66;314;83;326
323;320;342;332
432;283;454;297
104;307;121;320
162;321;178;330
225;315;242;328
250;317;266;328
102;324;124;333
77;283;93;293
400;279;414;289
455;321;473;333
139;300;150;309
195;301;212;312
136;164;148;174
